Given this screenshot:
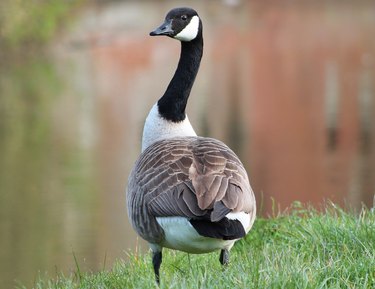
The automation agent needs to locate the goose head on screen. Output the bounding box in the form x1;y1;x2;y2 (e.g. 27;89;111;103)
150;7;201;42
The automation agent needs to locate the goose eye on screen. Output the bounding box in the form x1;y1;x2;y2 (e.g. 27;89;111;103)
181;15;188;21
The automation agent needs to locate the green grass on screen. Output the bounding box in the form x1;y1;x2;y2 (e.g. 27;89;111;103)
31;203;375;289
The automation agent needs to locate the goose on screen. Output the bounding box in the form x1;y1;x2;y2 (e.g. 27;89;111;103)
126;7;256;284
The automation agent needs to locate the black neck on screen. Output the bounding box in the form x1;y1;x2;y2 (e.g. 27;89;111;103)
157;31;203;122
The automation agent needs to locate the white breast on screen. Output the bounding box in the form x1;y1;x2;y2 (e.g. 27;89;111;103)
142;103;197;152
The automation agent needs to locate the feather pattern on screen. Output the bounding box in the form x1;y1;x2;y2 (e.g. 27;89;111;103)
127;136;256;244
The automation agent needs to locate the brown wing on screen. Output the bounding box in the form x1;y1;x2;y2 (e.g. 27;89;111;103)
127;137;255;241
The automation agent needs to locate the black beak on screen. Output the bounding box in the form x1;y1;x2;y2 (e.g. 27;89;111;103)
150;19;173;36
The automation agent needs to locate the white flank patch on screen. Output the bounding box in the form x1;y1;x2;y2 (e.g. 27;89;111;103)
142;103;197;151
156;216;234;253
174;15;200;41
226;212;251;233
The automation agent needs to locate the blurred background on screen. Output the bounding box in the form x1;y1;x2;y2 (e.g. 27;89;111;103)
1;0;375;287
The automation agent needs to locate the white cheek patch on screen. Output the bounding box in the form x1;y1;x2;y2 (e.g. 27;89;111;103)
174;15;200;41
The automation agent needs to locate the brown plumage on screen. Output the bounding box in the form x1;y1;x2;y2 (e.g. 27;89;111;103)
127;136;256;244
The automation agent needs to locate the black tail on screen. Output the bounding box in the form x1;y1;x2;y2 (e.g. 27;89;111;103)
189;217;246;240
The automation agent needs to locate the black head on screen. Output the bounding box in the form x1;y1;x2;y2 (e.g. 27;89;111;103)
150;7;201;42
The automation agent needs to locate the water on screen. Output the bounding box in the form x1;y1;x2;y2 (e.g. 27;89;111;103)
0;1;374;287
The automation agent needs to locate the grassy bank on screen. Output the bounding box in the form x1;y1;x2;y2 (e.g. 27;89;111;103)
32;203;375;289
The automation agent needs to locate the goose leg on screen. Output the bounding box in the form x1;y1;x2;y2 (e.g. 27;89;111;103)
152;250;162;284
219;249;229;266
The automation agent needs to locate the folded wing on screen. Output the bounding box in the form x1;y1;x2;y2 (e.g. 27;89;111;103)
127;136;255;242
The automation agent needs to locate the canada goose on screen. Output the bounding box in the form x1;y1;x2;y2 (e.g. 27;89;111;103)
127;7;256;283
